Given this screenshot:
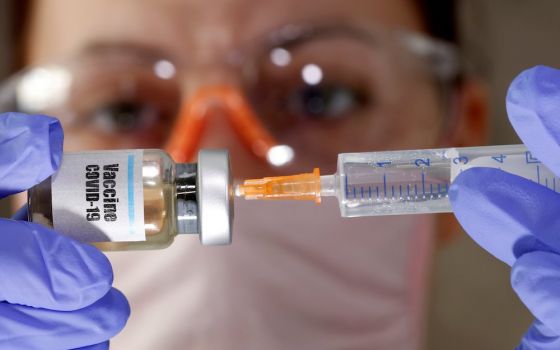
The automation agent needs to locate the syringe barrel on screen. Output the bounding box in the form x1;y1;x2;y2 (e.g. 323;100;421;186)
336;144;558;217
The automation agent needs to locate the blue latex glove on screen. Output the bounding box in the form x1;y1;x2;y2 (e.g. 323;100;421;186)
0;113;130;350
450;66;560;349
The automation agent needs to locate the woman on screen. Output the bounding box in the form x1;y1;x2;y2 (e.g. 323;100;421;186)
0;1;488;349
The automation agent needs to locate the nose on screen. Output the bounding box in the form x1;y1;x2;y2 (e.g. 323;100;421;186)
165;85;294;169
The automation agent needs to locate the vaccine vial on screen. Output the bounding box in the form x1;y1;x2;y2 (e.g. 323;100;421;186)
28;149;233;250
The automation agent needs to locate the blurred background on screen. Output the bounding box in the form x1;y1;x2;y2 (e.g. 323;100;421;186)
1;1;560;349
430;1;560;349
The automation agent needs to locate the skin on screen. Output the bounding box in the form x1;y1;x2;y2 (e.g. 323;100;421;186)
22;0;488;232
25;0;486;169
8;2;492;346
27;0;425;64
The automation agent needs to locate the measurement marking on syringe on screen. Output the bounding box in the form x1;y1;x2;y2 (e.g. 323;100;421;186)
361;187;364;198
526;151;540;164
383;174;387;197
399;185;402;197
368;186;372;198
537;165;541;184
421;172;426;195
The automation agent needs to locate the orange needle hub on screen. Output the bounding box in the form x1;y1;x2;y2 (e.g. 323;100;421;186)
236;168;321;204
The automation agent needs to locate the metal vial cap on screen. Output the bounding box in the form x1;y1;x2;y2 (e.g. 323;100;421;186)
197;149;233;245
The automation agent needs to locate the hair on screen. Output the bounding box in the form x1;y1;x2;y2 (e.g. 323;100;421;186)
8;0;32;72
416;0;457;44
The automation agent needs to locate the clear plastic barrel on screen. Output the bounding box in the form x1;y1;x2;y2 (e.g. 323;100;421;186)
334;144;559;217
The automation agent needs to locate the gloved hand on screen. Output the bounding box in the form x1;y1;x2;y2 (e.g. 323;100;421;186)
0;113;130;350
450;65;560;349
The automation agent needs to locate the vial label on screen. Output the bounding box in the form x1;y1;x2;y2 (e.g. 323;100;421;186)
51;150;145;242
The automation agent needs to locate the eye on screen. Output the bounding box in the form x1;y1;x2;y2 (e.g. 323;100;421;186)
286;83;369;121
90;101;161;133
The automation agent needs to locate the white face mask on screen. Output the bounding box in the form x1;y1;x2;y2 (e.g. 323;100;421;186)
109;198;436;350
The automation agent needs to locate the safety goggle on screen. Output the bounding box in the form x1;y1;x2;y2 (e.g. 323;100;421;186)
0;24;462;169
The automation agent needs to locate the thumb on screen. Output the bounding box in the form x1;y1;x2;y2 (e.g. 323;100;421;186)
0;113;63;198
512;251;560;334
517;320;560;350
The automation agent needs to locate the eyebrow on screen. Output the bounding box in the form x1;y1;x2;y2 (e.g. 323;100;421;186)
265;23;381;50
78;41;177;62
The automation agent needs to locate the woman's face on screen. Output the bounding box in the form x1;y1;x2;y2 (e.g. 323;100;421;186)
23;0;472;178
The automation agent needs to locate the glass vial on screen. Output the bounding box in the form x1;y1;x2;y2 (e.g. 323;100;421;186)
28;149;233;250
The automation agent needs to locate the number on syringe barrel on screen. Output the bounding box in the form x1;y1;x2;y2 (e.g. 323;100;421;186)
409;156;451;201
453;156;468;165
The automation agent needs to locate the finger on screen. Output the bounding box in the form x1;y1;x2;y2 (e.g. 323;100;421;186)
11;204;28;221
0;113;63;198
73;341;109;350
0;288;129;350
0;219;113;311
73;342;109;350
506;65;560;176
450;167;560;266
517;320;560;350
512;252;560;334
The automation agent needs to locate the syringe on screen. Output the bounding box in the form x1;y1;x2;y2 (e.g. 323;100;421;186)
235;144;559;217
